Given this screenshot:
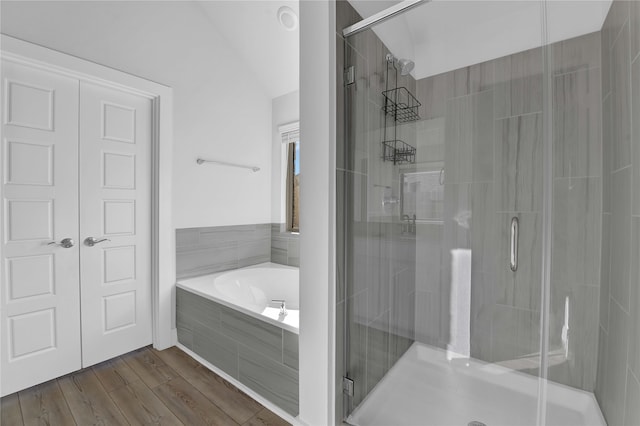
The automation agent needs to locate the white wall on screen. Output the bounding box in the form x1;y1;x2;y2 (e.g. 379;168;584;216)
271;90;300;224
299;1;335;424
0;1;273;229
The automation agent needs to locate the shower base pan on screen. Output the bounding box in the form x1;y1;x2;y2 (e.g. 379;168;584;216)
346;343;605;426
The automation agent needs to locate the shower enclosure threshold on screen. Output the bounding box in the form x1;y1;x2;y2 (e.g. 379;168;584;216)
346;342;605;426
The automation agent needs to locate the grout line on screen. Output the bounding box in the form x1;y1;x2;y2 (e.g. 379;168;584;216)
553;65;602;78
611;164;632;174
610;17;630;50
495;110;544;121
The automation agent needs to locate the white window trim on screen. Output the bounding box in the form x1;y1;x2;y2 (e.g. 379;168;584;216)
279;121;299;227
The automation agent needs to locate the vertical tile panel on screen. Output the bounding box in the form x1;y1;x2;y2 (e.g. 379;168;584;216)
552;31;601;75
416;73;448;120
632;58;640;215
365;312;389;396
495;114;543;212
611;22;631;170
553;68;602;178
629;217;640;377
610;167;632;311
624;369;640;426
602;300;630;426
632;1;640;62
494;48;543;119
600;213;611;331
551;177;601;287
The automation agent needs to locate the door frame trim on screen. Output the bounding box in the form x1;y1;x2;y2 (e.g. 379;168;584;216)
0;34;176;352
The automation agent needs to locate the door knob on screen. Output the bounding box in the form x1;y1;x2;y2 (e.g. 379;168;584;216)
84;237;111;247
48;238;75;248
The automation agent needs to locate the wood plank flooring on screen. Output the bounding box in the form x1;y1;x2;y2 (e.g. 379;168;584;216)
0;346;291;426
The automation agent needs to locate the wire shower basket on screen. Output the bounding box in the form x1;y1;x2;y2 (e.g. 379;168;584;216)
382;140;417;165
382;87;421;123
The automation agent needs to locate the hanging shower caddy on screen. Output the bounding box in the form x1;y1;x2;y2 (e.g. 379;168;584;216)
381;54;420;165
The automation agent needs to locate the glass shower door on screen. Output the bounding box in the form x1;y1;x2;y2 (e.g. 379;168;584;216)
336;1;571;424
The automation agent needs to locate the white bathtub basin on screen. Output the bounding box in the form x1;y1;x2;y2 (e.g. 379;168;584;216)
176;262;299;333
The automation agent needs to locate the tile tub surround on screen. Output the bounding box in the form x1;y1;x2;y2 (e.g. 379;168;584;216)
176;287;299;416
271;223;300;267
595;2;640;426
176;223;299;279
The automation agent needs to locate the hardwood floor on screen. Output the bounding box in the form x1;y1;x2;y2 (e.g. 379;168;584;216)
0;346;291;426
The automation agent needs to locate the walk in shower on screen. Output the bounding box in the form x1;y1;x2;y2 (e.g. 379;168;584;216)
336;0;640;425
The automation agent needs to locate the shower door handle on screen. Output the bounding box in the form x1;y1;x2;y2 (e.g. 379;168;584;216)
510;217;518;272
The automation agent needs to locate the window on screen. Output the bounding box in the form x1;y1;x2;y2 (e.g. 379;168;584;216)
280;123;300;232
286;140;300;231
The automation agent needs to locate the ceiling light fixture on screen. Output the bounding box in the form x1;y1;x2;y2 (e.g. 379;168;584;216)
277;6;298;31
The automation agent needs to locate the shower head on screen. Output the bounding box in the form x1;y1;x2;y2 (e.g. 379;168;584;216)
386;53;415;76
397;58;415;76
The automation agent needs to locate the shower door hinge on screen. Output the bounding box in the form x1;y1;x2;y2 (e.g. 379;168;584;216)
344;66;355;86
342;376;354;396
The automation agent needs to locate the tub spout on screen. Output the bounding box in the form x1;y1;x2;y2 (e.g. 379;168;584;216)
271;299;287;316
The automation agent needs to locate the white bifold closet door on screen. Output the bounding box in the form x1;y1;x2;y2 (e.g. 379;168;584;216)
1;60;152;396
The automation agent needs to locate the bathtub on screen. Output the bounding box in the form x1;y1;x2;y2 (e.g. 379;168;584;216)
176;262;299;333
175;262;299;416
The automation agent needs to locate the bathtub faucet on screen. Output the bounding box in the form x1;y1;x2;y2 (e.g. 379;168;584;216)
271;299;287;316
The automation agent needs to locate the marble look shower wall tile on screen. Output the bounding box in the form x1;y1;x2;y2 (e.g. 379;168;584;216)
445;60;494;98
343;38;369;175
600;213;611;331
416;72;448;120
603;94;613;213
367;32;390;108
601;299;630;426
552;31;601;75
602;26;612;98
625;370;640;426
495;213;542;311
633;1;640;61
347;291;368;407
610;167;632;312
633;58;640;215
490;304;540;370
629;217;640;378
553;68;602;178
548;283;599;391
494;47;543;119
366;312;390;395
595;326;609;404
495;114;543;212
603;1;631;50
367;223;392;321
444;91;494;183
176;224;271;278
552;177;601;287
611;22;632;171
470;182;496;275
